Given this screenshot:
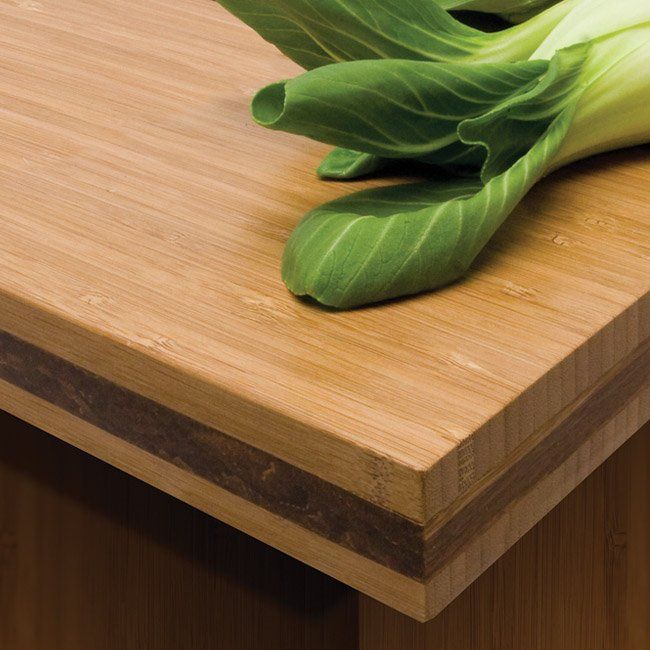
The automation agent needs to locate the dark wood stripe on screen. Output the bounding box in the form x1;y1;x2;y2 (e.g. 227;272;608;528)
424;339;649;578
2;329;647;585
0;330;424;579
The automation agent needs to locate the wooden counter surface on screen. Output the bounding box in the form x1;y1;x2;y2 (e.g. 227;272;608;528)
0;0;647;621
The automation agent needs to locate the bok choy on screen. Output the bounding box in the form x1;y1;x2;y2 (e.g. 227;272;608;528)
218;0;650;308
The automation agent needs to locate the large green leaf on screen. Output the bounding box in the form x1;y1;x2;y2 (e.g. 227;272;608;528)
216;0;331;69
459;42;587;180
281;45;588;308
216;0;576;70
252;59;547;159
217;0;479;69
218;0;578;181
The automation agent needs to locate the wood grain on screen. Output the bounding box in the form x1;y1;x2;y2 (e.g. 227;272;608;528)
0;0;648;621
2;412;647;648
0;0;647;522
0;379;430;621
423;339;649;578
0;329;647;588
0;362;646;621
421;381;649;619
360;422;650;649
0;410;358;650
0;330;424;579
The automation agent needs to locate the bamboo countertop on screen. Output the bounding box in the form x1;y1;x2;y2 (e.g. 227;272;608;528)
0;0;648;621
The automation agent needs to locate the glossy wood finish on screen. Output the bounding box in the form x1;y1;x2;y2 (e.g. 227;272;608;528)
0;0;647;618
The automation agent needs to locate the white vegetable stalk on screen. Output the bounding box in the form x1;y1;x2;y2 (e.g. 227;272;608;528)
532;0;650;169
532;0;650;59
470;0;583;62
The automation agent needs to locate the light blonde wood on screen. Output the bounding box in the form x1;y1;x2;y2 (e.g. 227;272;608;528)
421;383;649;620
0;0;647;523
360;422;650;649
0;0;648;621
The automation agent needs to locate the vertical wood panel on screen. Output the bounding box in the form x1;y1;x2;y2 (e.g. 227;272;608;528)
360;422;650;650
0;411;357;650
624;421;650;650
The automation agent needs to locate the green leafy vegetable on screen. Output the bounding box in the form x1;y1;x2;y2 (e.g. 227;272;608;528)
281;44;588;307
218;0;650;308
251;59;547;159
218;0;579;69
316;148;388;180
219;0;578;181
